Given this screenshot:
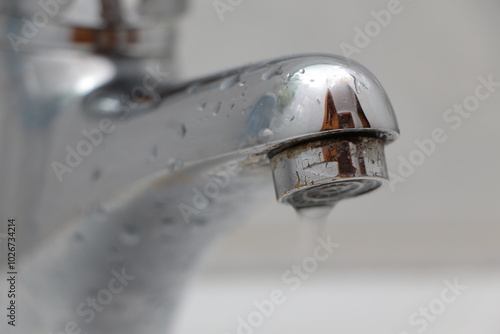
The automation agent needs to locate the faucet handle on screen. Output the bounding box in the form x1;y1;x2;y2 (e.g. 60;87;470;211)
2;0;187;56
9;0;187;27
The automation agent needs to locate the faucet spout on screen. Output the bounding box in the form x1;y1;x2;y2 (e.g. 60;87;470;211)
81;54;399;199
81;54;399;209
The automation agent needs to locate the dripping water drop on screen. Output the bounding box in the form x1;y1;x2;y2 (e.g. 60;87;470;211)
295;206;334;256
212;101;222;116
167;121;187;139
198;102;207;111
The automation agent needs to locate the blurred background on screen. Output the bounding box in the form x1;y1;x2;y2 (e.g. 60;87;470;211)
172;1;500;333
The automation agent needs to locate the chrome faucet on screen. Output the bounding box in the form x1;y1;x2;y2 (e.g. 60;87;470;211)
0;1;399;333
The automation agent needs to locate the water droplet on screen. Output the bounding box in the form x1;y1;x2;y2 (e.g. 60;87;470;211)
198;102;207;111
212;101;222;116
167;158;184;171
238;81;246;87
261;66;283;81
230;103;235;110
295;206;334;255
119;225;141;246
187;83;200;94
259;128;274;141
167;120;186;139
299;68;305;74
316;98;321;104
220;76;239;90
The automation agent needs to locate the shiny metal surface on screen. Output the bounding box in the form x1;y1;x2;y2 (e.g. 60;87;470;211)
0;2;398;334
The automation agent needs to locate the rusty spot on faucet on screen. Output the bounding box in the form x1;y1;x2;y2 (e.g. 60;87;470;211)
72;0;139;53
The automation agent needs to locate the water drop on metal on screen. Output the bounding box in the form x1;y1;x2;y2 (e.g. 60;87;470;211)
260;128;274;141
212;101;222;116
187;83;200;94
220;76;239;90
167;121;186;139
261;66;283;81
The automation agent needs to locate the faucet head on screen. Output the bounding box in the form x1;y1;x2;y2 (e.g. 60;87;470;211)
265;55;398;208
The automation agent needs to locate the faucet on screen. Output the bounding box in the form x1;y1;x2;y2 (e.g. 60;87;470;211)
0;1;399;333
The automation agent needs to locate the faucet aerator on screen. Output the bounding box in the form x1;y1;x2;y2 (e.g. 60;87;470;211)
271;135;388;208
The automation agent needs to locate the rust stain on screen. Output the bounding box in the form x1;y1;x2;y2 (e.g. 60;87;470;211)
72;0;138;53
72;27;138;50
295;171;302;188
318;141;361;178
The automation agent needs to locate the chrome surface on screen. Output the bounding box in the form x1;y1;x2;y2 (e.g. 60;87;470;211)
0;2;398;334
